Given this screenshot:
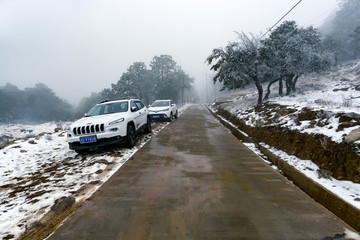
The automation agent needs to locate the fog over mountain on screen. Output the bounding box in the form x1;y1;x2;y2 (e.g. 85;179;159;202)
0;0;338;105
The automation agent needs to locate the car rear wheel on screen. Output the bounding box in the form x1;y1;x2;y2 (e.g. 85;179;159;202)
125;124;136;148
169;112;174;122
145;117;152;133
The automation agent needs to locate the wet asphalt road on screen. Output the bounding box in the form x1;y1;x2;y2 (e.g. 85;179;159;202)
48;105;353;240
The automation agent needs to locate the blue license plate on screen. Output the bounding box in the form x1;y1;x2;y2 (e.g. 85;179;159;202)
153;115;160;119
80;136;97;144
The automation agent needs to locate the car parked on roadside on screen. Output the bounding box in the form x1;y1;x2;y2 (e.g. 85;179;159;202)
148;99;178;122
67;98;152;153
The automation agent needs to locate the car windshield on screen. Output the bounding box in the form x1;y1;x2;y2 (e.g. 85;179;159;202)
86;101;128;116
151;101;170;107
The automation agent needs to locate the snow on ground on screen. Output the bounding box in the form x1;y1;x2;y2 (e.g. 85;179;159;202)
0;122;142;239
0;106;188;239
269;61;360;143
271;62;360;113
221;61;360;144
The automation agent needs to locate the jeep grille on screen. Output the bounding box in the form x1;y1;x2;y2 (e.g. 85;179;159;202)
72;124;105;135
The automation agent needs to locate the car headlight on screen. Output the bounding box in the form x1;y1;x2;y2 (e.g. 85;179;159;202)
163;108;169;111
109;118;125;125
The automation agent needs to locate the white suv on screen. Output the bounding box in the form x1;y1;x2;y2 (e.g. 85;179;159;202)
148;99;178;122
67;98;151;153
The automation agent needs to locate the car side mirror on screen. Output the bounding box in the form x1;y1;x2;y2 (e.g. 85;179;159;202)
84;113;89;117
131;106;137;112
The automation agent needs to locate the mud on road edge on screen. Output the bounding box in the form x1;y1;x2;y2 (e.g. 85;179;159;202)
208;105;360;232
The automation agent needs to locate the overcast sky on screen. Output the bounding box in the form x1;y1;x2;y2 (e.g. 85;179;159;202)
0;0;339;105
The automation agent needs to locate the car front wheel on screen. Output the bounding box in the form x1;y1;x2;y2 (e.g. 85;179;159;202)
125;124;136;148
75;149;87;154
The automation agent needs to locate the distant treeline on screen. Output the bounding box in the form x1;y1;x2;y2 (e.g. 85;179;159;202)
0;54;195;123
0;83;73;123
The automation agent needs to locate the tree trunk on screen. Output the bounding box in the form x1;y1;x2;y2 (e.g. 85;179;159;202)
334;54;338;66
255;80;263;104
285;74;294;95
279;78;283;96
354;41;359;59
291;75;299;93
264;78;280;101
286;78;291;95
181;87;184;105
138;88;143;102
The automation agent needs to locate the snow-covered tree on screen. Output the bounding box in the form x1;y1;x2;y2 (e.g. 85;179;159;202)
150;55;179;101
349;26;360;59
207;33;266;104
174;67;194;105
98;55;194;105
75;92;102;118
207;21;333;103
107;62;153;105
261;21;334;97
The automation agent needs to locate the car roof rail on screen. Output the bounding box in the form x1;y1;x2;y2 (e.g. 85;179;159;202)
100;96;138;103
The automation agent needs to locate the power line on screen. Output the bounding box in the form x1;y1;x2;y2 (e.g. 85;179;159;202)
260;0;303;39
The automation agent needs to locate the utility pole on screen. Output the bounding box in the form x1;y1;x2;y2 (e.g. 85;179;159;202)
205;72;208;103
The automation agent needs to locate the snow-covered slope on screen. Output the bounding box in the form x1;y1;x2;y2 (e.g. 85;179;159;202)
214;60;360;145
215;60;360;114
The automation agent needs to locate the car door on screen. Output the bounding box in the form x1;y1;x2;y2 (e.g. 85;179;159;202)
135;100;147;127
130;100;142;130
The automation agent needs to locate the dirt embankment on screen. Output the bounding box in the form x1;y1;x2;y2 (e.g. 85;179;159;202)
215;103;360;183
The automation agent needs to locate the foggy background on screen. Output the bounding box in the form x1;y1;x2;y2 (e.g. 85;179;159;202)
0;0;338;105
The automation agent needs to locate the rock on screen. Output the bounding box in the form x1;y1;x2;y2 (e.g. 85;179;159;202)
333;87;349;92
337;122;359;131
344;128;360;143
340;112;360;120
297;107;317;121
0;135;12;149
3;234;15;240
